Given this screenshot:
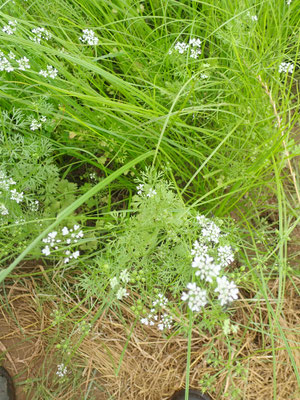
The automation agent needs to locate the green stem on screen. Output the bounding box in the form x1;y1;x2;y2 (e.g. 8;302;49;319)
185;310;193;400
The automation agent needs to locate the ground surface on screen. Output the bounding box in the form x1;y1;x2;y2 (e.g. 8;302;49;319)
1;268;299;400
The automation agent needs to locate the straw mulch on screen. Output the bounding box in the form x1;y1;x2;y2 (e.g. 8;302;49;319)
0;274;299;400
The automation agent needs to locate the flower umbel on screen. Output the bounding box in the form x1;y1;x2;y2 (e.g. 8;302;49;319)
181;283;207;312
2;20;17;35
215;276;239;306
278;62;294;74
79;29;99;45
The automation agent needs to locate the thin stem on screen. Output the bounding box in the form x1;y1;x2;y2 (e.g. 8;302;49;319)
257;75;300;204
185;310;193;400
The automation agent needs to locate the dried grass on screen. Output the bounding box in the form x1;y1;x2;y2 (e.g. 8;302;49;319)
0;274;299;400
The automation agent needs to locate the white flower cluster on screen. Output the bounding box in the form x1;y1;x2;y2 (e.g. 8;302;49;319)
0;51;30;73
136;184;157;198
79;29;99;45
110;269;130;300
30;27;52;43
218;245;235;268
2;20;17;35
28;199;39;212
10;188;24;203
17;56;30;71
0;204;9;216
192;253;221;282
0;170;24;208
278;61;294;74
182;216;239;311
0;51;14;72
215;276;239;306
0;170;16;193
89;172;97;181
39;65;58;79
140;293;174;331
56;363;67;378
41;225;84;263
30;115;46;131
286;0;292;5
168;37;202;59
196;215;221;243
181;283;207;312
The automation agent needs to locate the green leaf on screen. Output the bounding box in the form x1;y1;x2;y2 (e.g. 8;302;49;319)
0;151;154;283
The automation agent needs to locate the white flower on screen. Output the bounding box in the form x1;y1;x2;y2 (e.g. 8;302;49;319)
200;73;208;79
47;65;58;78
192;254;221;282
146;188;157;198
170;38;201;59
110;277;119;289
286;0;292;5
116;287;129;300
215;276;239;306
120;269;130;284
217;245;234;267
196;214;207;226
56;363;67;378
181;282;207;312
79;29;99;45
39;65;58;79
0;57;14;72
157;313;173;330
29;199;39;212
16;57;30;71
42;245;51;256
201;221;221;243
40;115;47;122
136;184;144;195
0;204;9;216
174;41;189;54
62;226;69;235
72;250;80;259
8;51;15;60
2;20;17;35
75;230;84;239
189;38;201;47
190;48;201;59
191;240;208;257
140;317;149;325
48;231;58;240
30;119;41;130
278;61;294;74
31;27;52;43
152;293;168;308
89;172;97;181
10;188;24;203
39;69;48;77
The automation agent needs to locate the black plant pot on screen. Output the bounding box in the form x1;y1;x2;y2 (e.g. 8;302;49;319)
0;367;16;400
169;388;212;400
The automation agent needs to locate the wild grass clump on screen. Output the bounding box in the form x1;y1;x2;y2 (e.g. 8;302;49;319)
0;0;299;399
